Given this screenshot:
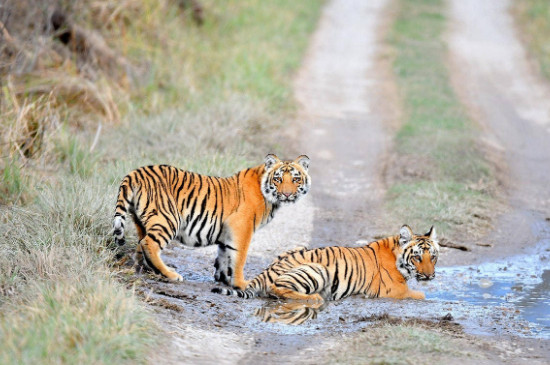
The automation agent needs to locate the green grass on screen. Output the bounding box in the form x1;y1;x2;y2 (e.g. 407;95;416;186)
0;278;154;365
0;1;324;362
514;0;550;80
0;161;32;205
384;0;497;239
55;132;100;178
0;179;155;364
86;0;323;113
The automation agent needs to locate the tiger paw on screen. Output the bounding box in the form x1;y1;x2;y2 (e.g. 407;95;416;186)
165;271;183;282
214;261;233;286
232;279;249;290
214;269;231;286
407;290;425;300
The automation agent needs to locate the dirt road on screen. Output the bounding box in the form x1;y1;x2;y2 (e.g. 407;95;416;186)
147;0;396;363
146;0;550;363
294;0;392;246
449;0;550;258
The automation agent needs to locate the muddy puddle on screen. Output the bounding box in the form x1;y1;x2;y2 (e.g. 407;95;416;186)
236;236;548;341
146;228;549;342
414;240;549;338
243;237;550;339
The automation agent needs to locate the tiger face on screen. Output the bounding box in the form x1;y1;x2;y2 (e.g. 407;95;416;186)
396;225;439;281
261;154;311;204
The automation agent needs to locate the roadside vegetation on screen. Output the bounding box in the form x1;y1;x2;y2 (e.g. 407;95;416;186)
325;320;477;364
383;0;501;240
514;0;550;80
0;0;323;363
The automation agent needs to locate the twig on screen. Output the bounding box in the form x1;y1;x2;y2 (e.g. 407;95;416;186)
439;238;470;251
0;21;14;43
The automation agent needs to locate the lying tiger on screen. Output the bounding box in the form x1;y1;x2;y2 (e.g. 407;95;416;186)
113;154;311;288
213;225;439;301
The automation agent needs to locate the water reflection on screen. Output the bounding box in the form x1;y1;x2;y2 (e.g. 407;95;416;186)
254;301;328;325
426;239;550;337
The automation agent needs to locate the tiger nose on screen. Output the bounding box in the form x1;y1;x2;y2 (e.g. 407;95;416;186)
283;192;291;197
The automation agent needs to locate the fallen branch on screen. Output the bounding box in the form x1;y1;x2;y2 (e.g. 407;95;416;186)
439;238;470;251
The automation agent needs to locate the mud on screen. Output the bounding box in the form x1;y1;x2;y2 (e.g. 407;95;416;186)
143;0;550;363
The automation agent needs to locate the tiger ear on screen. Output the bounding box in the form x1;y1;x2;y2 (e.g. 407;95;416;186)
294;155;310;171
264;154;280;169
426;226;437;242
399;225;413;246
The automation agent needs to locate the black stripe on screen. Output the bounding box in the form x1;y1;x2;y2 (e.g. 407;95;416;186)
146;232;163;248
188;197;208;234
151;223;172;239
116;205;127;212
142;250;162;275
331;261;340;299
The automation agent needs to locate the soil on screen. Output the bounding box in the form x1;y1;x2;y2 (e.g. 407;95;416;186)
143;0;550;363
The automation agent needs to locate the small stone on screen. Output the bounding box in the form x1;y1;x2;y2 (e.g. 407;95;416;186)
478;278;494;288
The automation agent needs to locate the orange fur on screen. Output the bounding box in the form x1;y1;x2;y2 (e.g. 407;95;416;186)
113;154;311;288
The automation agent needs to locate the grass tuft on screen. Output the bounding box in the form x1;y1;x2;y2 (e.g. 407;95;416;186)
0;160;32;205
55;132;100;178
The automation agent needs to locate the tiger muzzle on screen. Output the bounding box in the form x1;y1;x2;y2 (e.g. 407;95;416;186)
416;273;436;281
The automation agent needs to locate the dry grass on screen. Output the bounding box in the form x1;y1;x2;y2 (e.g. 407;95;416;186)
104;94;281;176
0;270;155;364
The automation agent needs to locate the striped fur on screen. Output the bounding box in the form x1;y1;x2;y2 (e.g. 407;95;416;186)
113;154;311;288
212;225;439;302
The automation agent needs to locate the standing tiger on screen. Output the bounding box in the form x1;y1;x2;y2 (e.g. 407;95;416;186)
113;154;311;289
212;225;439;302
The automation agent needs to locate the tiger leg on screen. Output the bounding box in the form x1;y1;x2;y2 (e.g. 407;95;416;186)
215;222;253;289
139;236;182;282
140;215;182;282
380;283;425;300
403;290;425;300
133;222;146;267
